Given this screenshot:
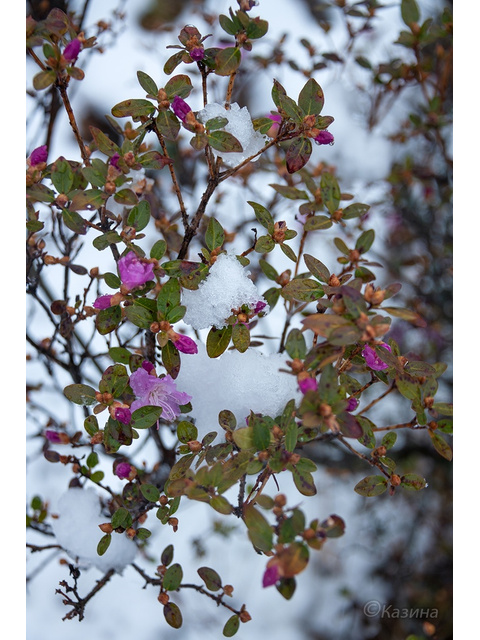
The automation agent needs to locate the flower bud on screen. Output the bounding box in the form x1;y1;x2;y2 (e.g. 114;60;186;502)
390;474;401;487
158;592;170;605
99;522;113;534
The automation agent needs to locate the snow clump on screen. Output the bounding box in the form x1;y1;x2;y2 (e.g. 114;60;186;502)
197;102;267;168
51;487;137;572
182;252;267;330
176;343;301;439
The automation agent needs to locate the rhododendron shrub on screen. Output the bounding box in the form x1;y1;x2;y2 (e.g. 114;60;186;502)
26;0;452;637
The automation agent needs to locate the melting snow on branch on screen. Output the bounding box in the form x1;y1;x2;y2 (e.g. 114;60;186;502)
182;252;268;330
197;102;267;167
51;488;137;572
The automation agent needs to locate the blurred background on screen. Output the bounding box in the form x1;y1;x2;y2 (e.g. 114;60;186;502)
26;1;453;638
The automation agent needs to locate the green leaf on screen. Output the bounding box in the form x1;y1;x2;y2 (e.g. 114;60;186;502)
97;534;111;556
51;158;74;194
33;70;56;90
161;544;174;566
198;566;222;591
289;465;317;496
84;415;99;437
223;615;240;637
156;110;181;141
140;483;160;503
206;325;232;358
157;277;181;318
69;188;108;211
282;278;323;303
429;429;453;461
164;74;193;100
285;328;307;359
269;184;310;200
248;201;275;234
214;47;241;76
99;363;129;397
304;254;330;282
208;130;243;153
137;70;158;96
162;340;181;378
276;577;296;600
251;415;272;451
177;421;198;443
163;563;183;591
232;426;254;451
89;126;120;157
298;78;325;115
320;172;341;215
255;235;275;253
232;322;250;353
164;50;187;75
63;384;98;406
138;151;172;170
280;243;297;263
205;217;225;251
205;116;229;131
354;475;388;497
111;99;156;119
124;302;154;330
401;473;427;490
342;203;370;220
130;406;163;429
61;209;88;235
303;215;332;232
150;239;167;260
355;229;375;254
111;507;132;529
401;0;420;26
244;504;273;553
286;137;312;174
163;602;183;629
210;495;233;515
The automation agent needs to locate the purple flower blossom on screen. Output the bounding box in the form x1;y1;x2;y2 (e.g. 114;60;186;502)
362;343;392;371
118;251;155;290
262;564;279;588
346;397;359;412
129;367;192;422
254;301;267;314
189;47;205;61
314;130;334;145
268;113;282;124
45;430;61;443
172;334;198;355
115;407;132;425
115;462;132;480
298;377;318;394
63;38;81;62
93;295;113;310
171;96;192;123
109;153;121;169
142;360;155;374
29;145;48;166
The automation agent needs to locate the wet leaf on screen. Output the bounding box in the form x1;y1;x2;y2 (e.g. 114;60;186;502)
354;475;388;497
163;602;183;629
286;137;312;174
244;503;273;553
64;384;97;406
298;77;325;115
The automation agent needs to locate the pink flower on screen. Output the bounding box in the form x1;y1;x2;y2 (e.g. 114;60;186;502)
171;96;192;123
262;564;279;588
267;112;282;137
29;145;48;166
314;131;334;145
64;38;81;62
115;462;132;479
171;334;198;354
254;301;267;314
298;377;318;394
129;367;192;422
346;397;359;412
189;47;205;61
109;153;121;169
115;407;132;425
93;295;113;309
362;343;391;371
118;251;155;290
45;430;61;443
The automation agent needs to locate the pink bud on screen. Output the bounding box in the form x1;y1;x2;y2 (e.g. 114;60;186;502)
29;145;48;166
64;38;81;62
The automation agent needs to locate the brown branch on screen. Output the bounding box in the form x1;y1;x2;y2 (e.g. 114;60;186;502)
56;78;91;166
